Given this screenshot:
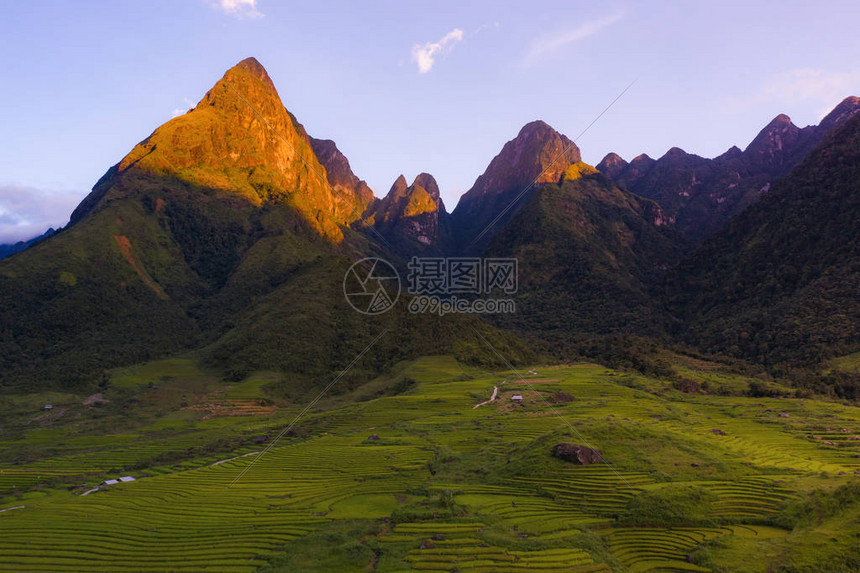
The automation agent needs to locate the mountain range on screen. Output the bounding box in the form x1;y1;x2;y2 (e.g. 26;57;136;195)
0;227;57;260
669;110;860;367
1;57;858;392
596;96;860;238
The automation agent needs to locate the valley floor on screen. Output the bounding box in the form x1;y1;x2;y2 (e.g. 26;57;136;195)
1;356;860;572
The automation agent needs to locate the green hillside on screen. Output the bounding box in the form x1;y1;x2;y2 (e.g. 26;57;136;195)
2;356;859;571
0;176;530;392
485;165;684;344
0;193;205;389
0;58;530;392
670;112;860;372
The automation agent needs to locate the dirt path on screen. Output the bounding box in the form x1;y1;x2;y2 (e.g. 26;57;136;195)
473;386;499;409
0;505;24;513
211;451;261;467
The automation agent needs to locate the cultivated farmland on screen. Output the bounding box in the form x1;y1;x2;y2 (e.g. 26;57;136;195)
1;356;860;571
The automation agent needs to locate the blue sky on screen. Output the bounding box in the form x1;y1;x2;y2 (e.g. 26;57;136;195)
1;0;859;242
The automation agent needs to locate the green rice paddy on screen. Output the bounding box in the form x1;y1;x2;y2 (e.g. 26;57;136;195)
1;356;859;571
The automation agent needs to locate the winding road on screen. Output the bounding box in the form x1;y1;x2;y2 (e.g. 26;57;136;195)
473;386;499;409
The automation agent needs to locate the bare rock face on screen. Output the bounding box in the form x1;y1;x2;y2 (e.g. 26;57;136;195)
552;443;602;465
72;57;361;241
365;173;448;252
309;137;375;218
744;114;802;171
450;120;581;253
818;96;860;131
467;121;581;198
413;173;443;206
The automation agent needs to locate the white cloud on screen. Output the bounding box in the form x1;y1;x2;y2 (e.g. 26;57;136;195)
0;185;82;244
473;21;500;36
748;68;860;119
525;12;624;64
411;28;464;74
210;0;263;19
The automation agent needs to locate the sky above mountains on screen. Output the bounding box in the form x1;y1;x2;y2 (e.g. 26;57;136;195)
1;0;859;242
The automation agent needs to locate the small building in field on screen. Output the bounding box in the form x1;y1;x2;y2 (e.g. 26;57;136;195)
43;404;53;410
118;476;135;483
102;479;119;486
511;395;523;403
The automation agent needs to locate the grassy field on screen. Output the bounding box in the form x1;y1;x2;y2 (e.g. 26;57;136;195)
831;351;860;374
1;355;860;571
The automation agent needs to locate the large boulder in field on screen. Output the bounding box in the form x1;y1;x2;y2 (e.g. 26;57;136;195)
552;443;602;465
550;391;575;404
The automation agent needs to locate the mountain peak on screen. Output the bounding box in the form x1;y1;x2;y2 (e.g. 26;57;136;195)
412;173;440;201
113;56;301;186
597;152;628;179
744;113;801;166
597;151;627;171
461;120;580;199
233;57;274;86
517;119;553;137
716;145;743;162
660;147;694;163
513;121;579;160
208;56;281;108
390;175;408;196
628;154;656;176
382;173;442;211
449;120;580;252
819;96;860;131
369;172;447;250
73;57;367;240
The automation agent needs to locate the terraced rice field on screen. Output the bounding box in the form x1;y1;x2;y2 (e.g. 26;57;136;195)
601;527;728;572
1;356;859;571
0;437;429;571
380;522;608;572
